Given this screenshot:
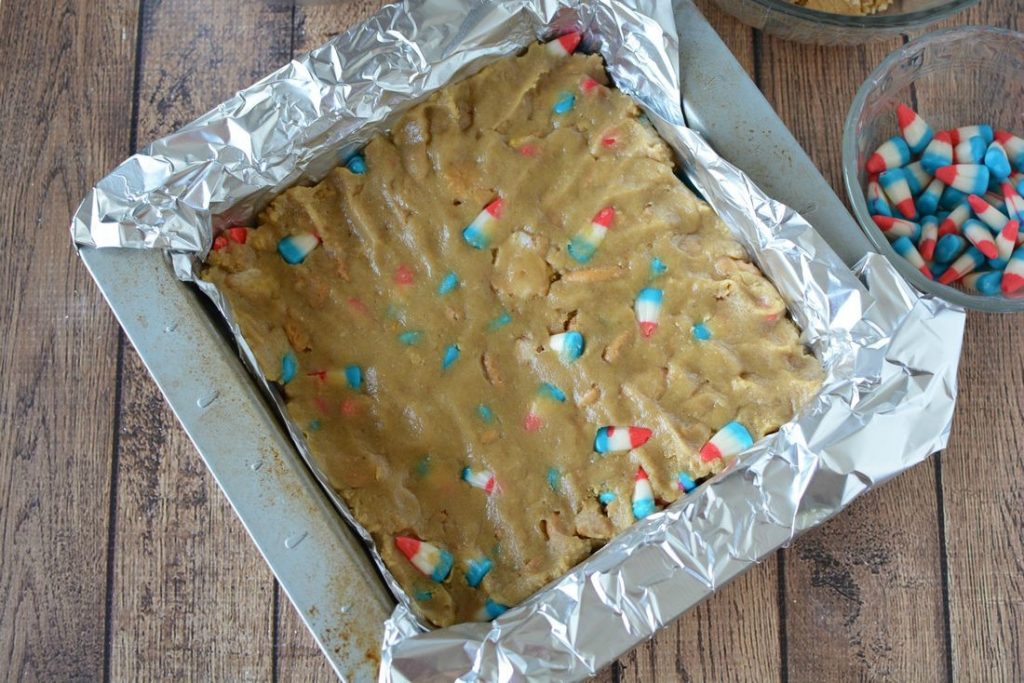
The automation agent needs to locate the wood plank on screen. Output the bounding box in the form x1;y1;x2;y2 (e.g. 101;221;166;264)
0;0;136;679
926;4;1024;681
106;2;292;680
756;35;950;682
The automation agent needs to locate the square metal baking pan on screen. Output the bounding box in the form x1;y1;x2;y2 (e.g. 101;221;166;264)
78;1;873;679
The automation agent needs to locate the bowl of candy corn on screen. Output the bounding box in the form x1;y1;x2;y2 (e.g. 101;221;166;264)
711;0;978;45
844;26;1024;311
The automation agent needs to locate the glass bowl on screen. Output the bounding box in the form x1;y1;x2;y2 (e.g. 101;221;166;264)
711;0;978;45
843;26;1024;312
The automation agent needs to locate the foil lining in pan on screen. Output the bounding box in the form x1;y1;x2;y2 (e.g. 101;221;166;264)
70;0;965;680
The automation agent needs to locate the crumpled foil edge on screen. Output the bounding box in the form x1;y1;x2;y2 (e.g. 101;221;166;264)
69;1;965;681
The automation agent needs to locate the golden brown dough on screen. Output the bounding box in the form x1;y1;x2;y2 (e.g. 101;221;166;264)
203;42;823;626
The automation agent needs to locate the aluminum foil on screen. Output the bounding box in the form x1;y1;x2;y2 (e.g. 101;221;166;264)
71;0;966;680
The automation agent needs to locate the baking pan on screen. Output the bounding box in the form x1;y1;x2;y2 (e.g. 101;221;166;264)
79;1;874;679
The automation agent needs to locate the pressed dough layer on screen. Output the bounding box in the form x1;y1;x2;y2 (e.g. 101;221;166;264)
203;42;823;626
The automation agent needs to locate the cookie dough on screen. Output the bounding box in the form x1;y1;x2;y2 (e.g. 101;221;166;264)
203;41;823;626
791;0;893;15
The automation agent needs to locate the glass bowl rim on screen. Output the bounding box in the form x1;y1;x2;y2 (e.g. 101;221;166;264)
842;25;1024;312
735;0;979;30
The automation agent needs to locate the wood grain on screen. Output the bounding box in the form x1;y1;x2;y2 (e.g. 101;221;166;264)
756;34;950;683
0;0;136;679
105;1;292;680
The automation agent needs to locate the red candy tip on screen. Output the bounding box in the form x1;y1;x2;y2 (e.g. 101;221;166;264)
700;443;722;462
395;264;415;285
518;143;538;157
967;194;989;213
896;103;916;128
630;427;653;448
394;536;420;559
639;321;657;338
944;129;961;146
896;199;917;219
865;153;886;175
225;227;248;244
600;134;618;148
938;269;960;285
934;166;956;185
1002;273;1024;294
593;206;615;227
581;77;600;93
341;399;358;416
486;197;505;218
977;242;999;259
557;31;582;55
918;265;934;280
635;466;649;481
524;413;543;432
872;215;895;230
212;235;228;251
995;130;1012;144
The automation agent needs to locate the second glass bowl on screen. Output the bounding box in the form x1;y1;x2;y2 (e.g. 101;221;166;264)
843;26;1024;312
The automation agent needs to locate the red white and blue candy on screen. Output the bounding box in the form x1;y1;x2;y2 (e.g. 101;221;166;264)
985;141;1012;181
549;331;585;361
461;467;496;494
866;136;911;174
212;226;248;251
867;176;892;217
938;246;986;285
699;421;753;462
278;233;321;264
892;236;934;279
394;536;454;582
996;130;1024;170
954;136;987;165
594;425;652;453
634;287;663;338
939;202;970;236
463;198;505;249
963;270;1003;296
678;472;697;493
921;131;953;173
1003;247;1024;294
918;215;939;261
935;164;990;195
879;168;917;220
477;598;509;621
1003;182;1024;222
896;104;933;155
916;177;944;217
568;206;615;263
934;234;967;265
968;194;1009;232
632;467;656;520
872;215;920;240
962;219;999;260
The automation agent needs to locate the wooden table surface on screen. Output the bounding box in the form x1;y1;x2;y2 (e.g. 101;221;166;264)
2;0;1022;680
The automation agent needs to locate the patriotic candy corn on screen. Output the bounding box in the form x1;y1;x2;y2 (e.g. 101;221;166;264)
951;125;994;145
593;426;652;454
962;219;999;259
462;197;505;249
985;141;1012;180
546;31;582;57
954;136;986;164
916;178;944;216
461;467;496;494
1003;182;1024;221
892;236;933;279
699;421;753;462
678;472;697;493
345;153;367;174
477;598;509;621
872;215;919;239
867;176;893;216
984;190;1008;214
933;234;967;265
996;130;1024;170
897;103;933;154
938;246;986;285
935;164;990;195
967;194;1009;231
879;169;917;219
634;288;663;337
1003;247;1024;294
632;467;656;520
568;206;615;263
903;161;932;196
394;536;453;582
939;185;968;210
866;136;911;174
996;220;1021;263
278;233;321;264
280;351;298;384
465;558;493;588
920;131;953;173
549;331;585;361
918;215;939;261
962;271;1003;296
938;202;970;236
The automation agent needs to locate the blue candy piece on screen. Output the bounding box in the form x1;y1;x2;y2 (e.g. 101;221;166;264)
566;236;597;263
678;472;697;492
431;549;454;583
398;330;423;345
465;558;493;588
481;598;509;620
438;272;459;295
344;364;362;391
552;92;576;114
477;404;494;423
441;344;460;370
916;179;943;216
280;351;298;384
934;234;967;265
985;142;1012;181
988;258;1008;270
958;136;987;164
692;322;712;341
547;467;561;492
488;311;512;331
968;270;1003;295
929;261;947;279
346;153;367;174
414;589;433;601
939;185;968;210
538;382;567;402
308;419;322;432
598;491;617;505
650;257;668;278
